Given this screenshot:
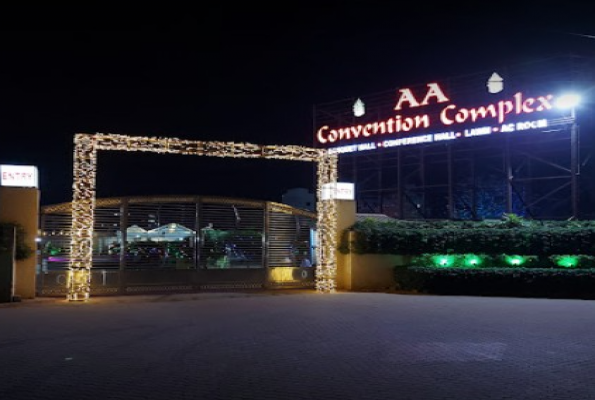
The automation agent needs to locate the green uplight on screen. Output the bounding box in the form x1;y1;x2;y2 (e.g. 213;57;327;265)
556;256;578;268
505;255;525;266
432;255;455;268
463;254;483;268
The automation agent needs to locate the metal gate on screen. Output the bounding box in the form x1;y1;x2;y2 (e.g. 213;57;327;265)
38;196;317;296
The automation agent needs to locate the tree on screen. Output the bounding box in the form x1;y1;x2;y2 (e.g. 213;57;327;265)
0;221;34;260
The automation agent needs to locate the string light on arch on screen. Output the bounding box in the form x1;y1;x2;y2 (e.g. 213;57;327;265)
68;133;338;301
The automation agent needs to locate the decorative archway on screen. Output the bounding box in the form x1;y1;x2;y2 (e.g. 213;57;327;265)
68;133;338;301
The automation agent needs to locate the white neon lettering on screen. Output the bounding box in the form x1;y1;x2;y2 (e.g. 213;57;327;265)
383;134;433;148
464;127;491;137
433;132;456;141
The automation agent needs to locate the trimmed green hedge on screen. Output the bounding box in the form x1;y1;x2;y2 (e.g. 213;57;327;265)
409;253;595;269
340;218;595;256
394;266;595;299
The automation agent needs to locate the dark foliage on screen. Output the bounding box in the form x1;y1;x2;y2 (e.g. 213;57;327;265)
394;267;595;300
0;222;34;260
341;217;595;256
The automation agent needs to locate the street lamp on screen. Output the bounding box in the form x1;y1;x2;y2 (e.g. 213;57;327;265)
556;93;581;111
556;93;581;219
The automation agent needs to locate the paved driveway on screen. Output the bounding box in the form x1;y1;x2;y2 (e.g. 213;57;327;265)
1;291;594;400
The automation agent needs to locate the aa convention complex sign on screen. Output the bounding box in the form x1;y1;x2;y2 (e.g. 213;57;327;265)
314;65;575;155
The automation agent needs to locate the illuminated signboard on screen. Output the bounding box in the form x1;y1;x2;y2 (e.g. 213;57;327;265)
0;165;39;188
314;67;575;154
321;182;355;200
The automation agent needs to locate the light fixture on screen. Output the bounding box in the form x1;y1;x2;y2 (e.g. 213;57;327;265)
555;93;581;109
505;255;525;266
432;254;454;268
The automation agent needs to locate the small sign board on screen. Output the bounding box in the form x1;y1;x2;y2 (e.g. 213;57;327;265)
321;182;355;200
0;165;39;188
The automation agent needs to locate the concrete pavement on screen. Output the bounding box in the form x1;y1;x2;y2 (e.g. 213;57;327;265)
1;290;595;400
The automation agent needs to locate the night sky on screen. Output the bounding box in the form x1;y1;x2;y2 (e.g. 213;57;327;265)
1;3;594;206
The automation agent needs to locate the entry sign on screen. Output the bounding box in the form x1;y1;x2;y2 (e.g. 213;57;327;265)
0;165;39;188
321;182;355;200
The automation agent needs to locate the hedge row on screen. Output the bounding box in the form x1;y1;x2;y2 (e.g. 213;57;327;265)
341;218;595;256
409;254;595;269
394;266;595;299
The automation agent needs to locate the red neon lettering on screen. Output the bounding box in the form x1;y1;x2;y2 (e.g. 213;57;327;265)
523;97;535;113
385;119;394;133
536;95;553;112
455;108;469;124
469;105;497;122
400;118;412;131
440;93;552;126
394;88;419;110
317;125;330;144
496;100;514;123
338;128;352;141
514;93;523;115
440;104;456;125
350;126;363;138
319;91;554;146
416;114;430;129
394;114;429;131
395;83;449;111
420;83;449;106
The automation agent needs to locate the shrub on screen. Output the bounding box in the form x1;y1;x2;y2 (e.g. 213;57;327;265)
549;254;595;269
0;221;34;260
341;219;595;256
394;266;595;299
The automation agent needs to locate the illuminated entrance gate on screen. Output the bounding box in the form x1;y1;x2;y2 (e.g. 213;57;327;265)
68;133;338;301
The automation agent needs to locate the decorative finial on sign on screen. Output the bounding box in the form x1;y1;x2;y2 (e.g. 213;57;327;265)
487;72;504;94
353;98;365;117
